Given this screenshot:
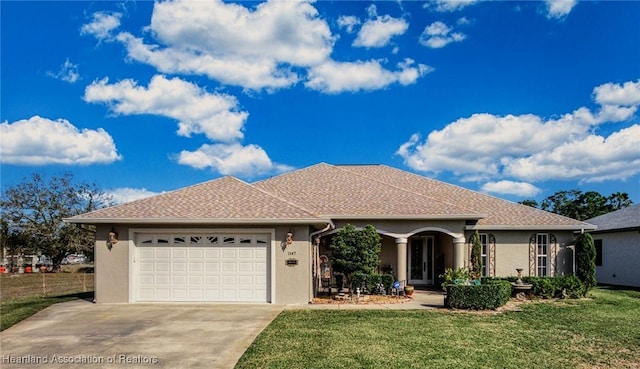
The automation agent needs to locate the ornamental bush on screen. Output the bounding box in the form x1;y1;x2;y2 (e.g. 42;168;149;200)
575;232;597;295
439;267;471;291
445;281;511;310
381;274;394;292
556;275;585;298
330;224;382;287
526;277;556;299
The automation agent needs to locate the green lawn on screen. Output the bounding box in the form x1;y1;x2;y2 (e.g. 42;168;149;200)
236;287;640;369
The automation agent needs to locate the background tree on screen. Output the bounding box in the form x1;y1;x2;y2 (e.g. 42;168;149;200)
520;189;633;220
575;232;597;295
470;230;483;279
0;173;111;270
329;224;381;287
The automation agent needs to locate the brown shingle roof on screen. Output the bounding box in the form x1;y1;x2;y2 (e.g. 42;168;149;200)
334;164;593;229
68;163;595;230
68;176;322;223
254;163;480;219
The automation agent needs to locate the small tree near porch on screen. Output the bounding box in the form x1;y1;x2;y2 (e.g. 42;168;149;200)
470;230;483;280
329;224;381;290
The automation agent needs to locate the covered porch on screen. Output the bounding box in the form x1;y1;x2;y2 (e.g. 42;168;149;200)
313;224;467;292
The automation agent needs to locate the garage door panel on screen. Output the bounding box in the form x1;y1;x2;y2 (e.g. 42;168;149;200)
206;275;220;284
205;262;219;272
188;249;204;258
221;262;236;272
136;233;268;302
238;262;254;272
156;249;171;258
172;275;187;285
172;249;187;259
156;262;170;272
222;275;237;284
205;249;220;258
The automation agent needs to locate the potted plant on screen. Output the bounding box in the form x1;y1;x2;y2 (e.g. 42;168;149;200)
404;284;414;296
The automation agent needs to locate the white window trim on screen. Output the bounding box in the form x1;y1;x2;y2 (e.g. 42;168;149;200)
537;233;549;277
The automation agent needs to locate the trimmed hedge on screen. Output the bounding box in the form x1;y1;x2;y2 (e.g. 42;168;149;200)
445;281;511;310
482;275;585;299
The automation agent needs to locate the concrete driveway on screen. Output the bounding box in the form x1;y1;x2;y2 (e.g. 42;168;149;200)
0;300;283;369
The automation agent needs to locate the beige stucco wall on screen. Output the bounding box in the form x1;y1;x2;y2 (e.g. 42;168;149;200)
94;224;312;304
593;231;640;287
273;225;312;304
95;226;130;303
332;219;466;237
466;230;577;278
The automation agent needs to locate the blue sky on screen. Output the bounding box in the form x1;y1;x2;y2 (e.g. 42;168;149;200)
2;0;639;206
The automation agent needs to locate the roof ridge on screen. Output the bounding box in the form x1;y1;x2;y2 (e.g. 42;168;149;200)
252;162;335;185
335;165;479;216
246;179;324;220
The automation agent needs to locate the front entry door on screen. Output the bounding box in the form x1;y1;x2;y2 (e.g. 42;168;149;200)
408;237;434;285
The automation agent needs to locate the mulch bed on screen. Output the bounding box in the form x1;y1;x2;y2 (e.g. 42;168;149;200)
312;294;412;304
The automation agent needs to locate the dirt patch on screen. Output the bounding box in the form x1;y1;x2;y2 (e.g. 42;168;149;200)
0;272;94;302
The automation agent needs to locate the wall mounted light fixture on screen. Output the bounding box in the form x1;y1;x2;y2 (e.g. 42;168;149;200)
107;228;119;249
286;229;294;246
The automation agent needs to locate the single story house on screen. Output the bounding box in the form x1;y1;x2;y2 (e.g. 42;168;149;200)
586;204;640;288
66;163;595;304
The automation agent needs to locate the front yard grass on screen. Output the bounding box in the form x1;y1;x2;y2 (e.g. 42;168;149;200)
236;287;640;369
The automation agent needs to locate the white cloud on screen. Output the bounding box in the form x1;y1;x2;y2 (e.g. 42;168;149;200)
481;181;542;197
0;116;121;165
306;59;432;94
419;21;466;49
47;58;80;83
353;14;408;48
545;0;578;19
337;15;360;33
177;143;293;177
504;124;640;183
108;188;162;204
397;80;640;184
84;75;248;142
112;0;333;91
428;0;479;13
80;11;122;40
593;80;640;107
83;1;428;94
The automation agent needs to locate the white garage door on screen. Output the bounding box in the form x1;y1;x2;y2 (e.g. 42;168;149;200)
135;233;268;302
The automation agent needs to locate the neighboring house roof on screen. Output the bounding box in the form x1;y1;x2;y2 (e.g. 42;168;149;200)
67;163;594;230
586;204;640;233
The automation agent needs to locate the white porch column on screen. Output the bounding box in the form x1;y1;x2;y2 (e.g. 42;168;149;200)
396;237;408;283
453;236;466;269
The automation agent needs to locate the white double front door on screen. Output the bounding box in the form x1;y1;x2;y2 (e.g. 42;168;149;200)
408;236;434;285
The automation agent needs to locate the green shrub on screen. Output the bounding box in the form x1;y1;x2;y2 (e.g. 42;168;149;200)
350;272;365;292
575;232;597;295
368;273;382;294
445;281;511;310
381;274;394;292
557;275;585;298
527;277;556;299
440;267;471;291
